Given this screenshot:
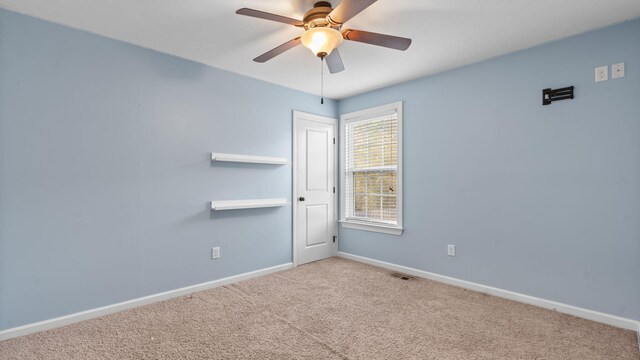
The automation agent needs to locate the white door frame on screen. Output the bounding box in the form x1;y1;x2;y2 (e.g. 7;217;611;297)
292;110;338;267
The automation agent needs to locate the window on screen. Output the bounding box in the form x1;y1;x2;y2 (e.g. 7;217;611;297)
340;102;403;235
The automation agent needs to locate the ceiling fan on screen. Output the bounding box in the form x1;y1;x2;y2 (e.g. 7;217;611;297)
236;0;412;74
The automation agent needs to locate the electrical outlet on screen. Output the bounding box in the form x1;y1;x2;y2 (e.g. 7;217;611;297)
612;63;625;79
595;65;608;82
447;244;456;257
211;247;220;259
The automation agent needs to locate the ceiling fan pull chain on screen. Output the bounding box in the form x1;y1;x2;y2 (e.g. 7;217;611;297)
321;57;324;105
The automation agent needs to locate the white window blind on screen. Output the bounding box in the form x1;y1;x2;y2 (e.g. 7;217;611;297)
344;113;398;225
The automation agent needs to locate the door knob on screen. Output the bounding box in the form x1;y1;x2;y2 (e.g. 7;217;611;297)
298;197;305;201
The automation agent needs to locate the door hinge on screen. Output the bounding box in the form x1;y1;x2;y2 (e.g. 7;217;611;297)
333;187;335;194
333;235;337;243
333;138;335;144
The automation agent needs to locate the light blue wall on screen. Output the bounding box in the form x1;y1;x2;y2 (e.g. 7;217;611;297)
338;19;640;320
0;9;337;330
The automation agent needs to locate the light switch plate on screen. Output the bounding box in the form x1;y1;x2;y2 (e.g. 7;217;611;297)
612;63;625;79
595;65;608;82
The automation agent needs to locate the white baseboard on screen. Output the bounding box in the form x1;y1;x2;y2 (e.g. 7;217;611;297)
338;252;640;332
0;263;293;341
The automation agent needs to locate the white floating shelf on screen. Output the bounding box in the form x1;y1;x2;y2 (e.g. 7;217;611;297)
211;152;288;165
211;198;288;211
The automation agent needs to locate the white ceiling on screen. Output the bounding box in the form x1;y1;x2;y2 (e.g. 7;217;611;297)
1;0;639;99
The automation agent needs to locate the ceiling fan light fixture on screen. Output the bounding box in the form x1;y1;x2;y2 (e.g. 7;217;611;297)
301;27;343;58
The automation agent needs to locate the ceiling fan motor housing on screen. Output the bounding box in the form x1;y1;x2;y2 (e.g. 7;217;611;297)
304;1;339;30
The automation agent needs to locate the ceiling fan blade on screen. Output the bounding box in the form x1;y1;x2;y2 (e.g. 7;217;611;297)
253;37;302;63
327;0;377;25
325;49;345;74
236;8;304;27
343;29;412;51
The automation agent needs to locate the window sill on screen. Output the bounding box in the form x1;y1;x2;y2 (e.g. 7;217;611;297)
339;220;404;236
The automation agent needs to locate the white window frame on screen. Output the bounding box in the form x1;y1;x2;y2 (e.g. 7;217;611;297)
339;101;403;236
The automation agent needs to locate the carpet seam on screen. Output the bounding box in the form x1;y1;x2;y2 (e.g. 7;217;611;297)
223;284;254;302
264;311;351;360
226;283;351;360
273;272;300;282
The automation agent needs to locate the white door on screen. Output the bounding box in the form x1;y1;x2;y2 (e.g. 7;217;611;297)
293;111;337;266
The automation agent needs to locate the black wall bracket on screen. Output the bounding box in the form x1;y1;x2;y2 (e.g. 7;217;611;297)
542;86;574;105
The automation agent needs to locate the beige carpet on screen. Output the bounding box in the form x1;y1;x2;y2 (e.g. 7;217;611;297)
1;257;638;359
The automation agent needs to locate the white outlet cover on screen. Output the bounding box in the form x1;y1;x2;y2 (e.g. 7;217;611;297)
211;247;220;259
595;65;608;82
612;63;625;79
447;245;456;257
